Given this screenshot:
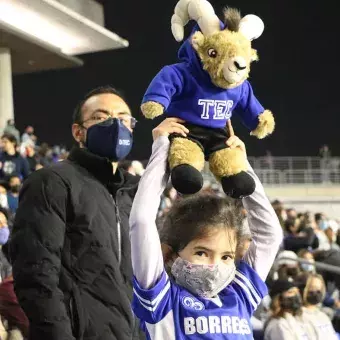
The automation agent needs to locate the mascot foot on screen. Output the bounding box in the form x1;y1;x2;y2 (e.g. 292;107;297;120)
221;171;255;199
171;164;203;195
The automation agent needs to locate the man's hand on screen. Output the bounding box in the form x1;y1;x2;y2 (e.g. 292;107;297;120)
226;135;247;155
152;118;189;141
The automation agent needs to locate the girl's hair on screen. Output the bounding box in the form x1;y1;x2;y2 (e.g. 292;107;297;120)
302;273;326;305
159;193;244;255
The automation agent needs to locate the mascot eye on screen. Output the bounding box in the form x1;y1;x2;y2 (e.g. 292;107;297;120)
207;48;217;58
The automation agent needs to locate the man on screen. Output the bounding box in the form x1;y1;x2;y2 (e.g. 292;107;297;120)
3;119;20;145
9;86;142;340
0;133;30;181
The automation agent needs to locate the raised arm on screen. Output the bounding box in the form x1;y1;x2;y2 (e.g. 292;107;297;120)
242;163;283;281
129;118;188;289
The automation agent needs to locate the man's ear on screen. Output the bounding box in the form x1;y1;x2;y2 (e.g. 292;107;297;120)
251;48;259;62
72;123;84;144
191;31;205;51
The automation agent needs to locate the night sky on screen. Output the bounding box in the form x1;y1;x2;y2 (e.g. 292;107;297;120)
12;0;340;160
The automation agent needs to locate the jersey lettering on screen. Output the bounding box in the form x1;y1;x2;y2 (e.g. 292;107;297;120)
198;99;234;120
184;316;251;335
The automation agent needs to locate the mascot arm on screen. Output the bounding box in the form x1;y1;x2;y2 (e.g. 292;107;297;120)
141;65;184;119
234;81;275;139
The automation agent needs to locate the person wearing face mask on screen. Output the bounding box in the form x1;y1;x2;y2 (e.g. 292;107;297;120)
8;86;145;340
129;120;283;339
0;207;11;282
297;249;316;273
264;280;317;340
6;175;21;215
302;274;338;339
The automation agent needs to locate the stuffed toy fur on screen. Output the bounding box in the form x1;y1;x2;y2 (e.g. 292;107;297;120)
141;0;275;198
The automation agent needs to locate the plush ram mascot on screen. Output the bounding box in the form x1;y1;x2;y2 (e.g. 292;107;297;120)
141;0;275;198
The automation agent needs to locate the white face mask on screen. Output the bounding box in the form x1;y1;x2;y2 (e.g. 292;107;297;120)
171;257;236;298
301;262;315;273
0;193;8;209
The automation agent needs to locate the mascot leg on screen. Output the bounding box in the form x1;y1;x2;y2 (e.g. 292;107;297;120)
209;147;255;199
169;137;205;195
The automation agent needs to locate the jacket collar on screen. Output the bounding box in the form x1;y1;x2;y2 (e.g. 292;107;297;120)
67;147;139;195
68;146;122;186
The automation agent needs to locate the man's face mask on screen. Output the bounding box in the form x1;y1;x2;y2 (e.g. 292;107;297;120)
85;118;133;161
171;257;236;298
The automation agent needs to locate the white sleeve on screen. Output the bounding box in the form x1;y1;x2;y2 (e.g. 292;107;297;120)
242;163;283;281
129;136;169;289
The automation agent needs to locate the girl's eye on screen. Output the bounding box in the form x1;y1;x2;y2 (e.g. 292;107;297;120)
195;251;207;257
222;255;232;261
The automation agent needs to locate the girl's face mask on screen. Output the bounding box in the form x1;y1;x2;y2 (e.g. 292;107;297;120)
171;257;236;298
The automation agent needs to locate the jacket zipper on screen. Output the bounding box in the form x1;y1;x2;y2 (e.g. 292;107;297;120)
112;190;122;265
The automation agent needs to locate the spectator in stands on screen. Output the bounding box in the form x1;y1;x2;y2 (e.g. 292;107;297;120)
24;144;38;172
6;175;21;215
0;207;11;281
275;250;301;282
0;185;8;210
0;134;30;181
302;274;338;339
284;217;319;252
9;86;144;340
264;280;316;339
297;249;316;273
314;213;333;251
3;119;20;145
21;125;36;146
271;199;286;227
324;220;340;251
287;208;297;220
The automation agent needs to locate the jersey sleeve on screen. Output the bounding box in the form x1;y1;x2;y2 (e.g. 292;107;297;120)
232;261;268;315
132;270;175;324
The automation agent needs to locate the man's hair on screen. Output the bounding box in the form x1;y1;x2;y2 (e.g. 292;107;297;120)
72;86;125;124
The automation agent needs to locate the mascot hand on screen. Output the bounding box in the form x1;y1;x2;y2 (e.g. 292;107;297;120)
250;110;275;139
141;101;164;119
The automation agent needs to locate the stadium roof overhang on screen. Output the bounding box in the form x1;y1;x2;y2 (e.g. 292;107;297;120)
0;0;129;74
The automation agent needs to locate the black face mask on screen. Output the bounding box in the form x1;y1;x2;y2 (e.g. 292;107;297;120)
286;267;299;278
10;185;21;193
281;294;302;312
306;291;323;305
85;118;133;161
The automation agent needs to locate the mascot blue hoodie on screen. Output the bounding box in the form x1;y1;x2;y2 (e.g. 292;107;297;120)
142;25;264;130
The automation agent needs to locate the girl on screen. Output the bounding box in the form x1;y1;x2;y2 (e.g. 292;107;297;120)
129;118;283;339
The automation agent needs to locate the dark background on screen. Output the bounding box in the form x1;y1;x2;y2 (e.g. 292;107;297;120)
12;0;339;159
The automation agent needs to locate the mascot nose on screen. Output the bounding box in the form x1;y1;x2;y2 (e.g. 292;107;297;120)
233;57;247;71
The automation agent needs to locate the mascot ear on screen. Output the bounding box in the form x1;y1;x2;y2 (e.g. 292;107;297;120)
191;31;205;50
239;14;264;41
251;49;259;62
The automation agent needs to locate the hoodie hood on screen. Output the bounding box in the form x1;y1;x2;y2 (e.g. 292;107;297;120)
177;22;224;83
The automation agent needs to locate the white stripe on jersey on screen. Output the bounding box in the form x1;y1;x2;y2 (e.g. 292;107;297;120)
145;310;176;340
133;279;171;312
233;278;258;310
235;271;261;304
